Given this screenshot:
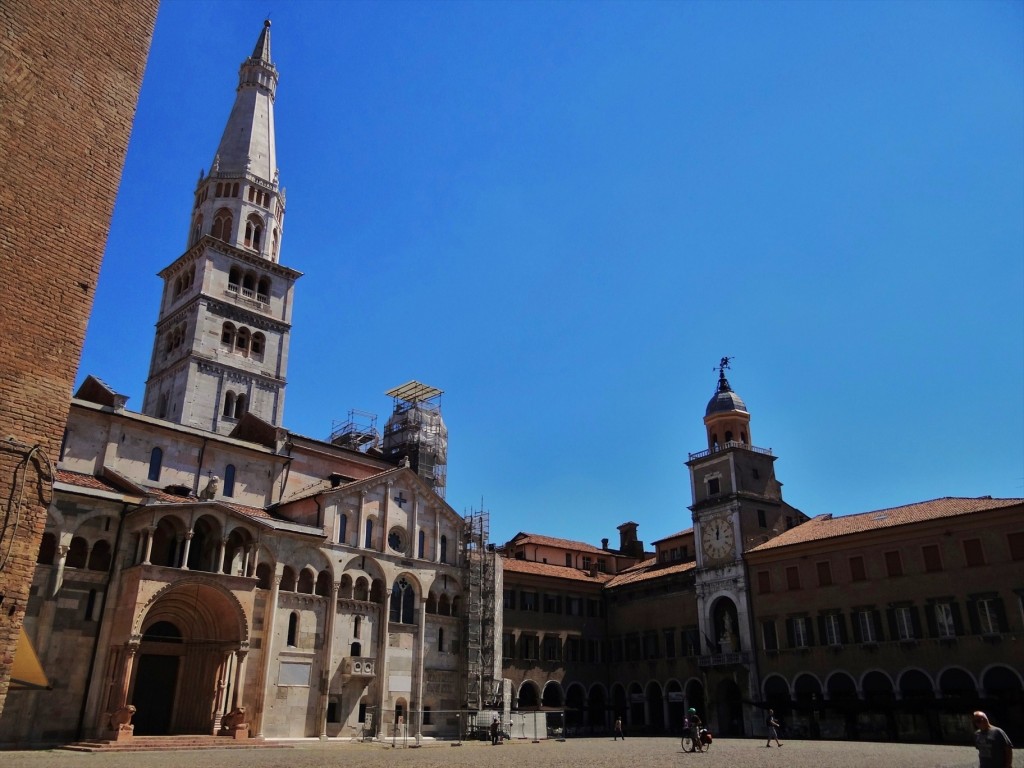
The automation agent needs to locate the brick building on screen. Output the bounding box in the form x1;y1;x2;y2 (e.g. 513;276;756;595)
0;0;158;718
496;362;1023;744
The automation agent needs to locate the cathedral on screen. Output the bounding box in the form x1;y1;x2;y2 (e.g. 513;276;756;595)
2;22;1021;749
0;23;500;745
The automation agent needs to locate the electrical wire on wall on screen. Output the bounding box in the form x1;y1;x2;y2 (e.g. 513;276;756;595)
0;438;55;573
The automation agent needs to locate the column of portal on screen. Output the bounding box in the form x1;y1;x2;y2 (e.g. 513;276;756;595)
253;574;282;738
319;582;340;738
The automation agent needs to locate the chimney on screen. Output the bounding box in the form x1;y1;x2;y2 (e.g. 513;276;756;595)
601;538;609;550
328;472;344;488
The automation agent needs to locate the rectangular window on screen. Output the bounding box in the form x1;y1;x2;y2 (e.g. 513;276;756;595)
816;561;833;587
502;632;514;659
565;553;572;567
857;610;877;643
642;633;659;660
1009;532;1024;561
544;635;561;661
978;598;999;635
358;702;367;723
597;558;607;573
963;538;985;567
504;589;516;610
849;556;866;582
521;635;538;660
935;603;956;638
757;509;767;528
566;636;581;662
423;707;432;725
824;614;842;646
582;555;592;570
708;477;721;495
884;551;903;577
762;621;778;651
587;599;598;617
791;617;808;648
520;591;538;612
437;628;445;653
922;544;943;573
543;593;559;613
786;565;800;590
664;629;676;658
757;570;772;594
896;607;915;640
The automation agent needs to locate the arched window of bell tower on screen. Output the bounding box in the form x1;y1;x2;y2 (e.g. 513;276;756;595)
235;327;251;355
190;214;203;247
223;391;236;418
244;214;263;251
271;229;279;260
212;209;233;241
725;430;733;443
740;431;747;444
257;277;271;303
221;322;236;349
234;393;247;419
251;332;265;361
228;267;242;292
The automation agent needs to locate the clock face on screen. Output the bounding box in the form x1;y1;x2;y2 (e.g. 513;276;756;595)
702;517;735;560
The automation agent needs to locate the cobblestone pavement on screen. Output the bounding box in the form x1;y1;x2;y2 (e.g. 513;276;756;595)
0;737;990;768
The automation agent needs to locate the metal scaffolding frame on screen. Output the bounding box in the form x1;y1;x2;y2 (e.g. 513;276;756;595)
462;508;498;711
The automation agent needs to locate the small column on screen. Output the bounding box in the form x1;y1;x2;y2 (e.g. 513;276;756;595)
434;516;441;563
231;647;249;709
247;544;259;577
180;531;194;570
142;527;155;565
216;537;228;574
51;544;69;597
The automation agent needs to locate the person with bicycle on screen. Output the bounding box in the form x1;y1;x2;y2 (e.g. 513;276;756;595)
686;707;703;752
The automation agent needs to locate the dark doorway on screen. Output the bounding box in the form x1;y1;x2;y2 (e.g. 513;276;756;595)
715;678;744;736
132;654;179;734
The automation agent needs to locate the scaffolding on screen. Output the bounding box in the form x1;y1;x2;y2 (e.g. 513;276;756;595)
462;508;500;712
382;381;447;497
328;408;379;452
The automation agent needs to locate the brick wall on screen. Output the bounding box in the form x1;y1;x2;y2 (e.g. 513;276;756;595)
0;0;157;717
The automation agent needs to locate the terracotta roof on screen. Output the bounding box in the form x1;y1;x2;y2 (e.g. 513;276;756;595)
55;469;127;494
605;557;696;587
508;532;609;556
501;557;613;584
749;497;1024;553
652;528;693;544
222;501;275;520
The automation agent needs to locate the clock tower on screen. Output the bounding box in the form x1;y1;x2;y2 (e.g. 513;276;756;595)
686;358;804;736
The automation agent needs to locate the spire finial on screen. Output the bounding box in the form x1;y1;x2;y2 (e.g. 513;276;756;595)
715;356;734;393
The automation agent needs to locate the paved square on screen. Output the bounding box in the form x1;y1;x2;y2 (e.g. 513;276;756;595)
0;737;990;768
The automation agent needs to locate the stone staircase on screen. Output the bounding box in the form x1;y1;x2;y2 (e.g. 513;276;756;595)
61;735;292;752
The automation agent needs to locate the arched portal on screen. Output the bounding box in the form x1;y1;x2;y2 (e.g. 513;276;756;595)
715;678;744;736
129;581;246;735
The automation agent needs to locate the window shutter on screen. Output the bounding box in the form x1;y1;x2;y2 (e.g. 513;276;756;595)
950;602;964;636
925;604;938;638
966;599;980;635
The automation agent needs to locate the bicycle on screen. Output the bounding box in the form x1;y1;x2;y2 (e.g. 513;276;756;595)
681;729;711;753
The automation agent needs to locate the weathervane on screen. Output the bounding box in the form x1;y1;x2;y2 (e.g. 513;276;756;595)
715;356;733;377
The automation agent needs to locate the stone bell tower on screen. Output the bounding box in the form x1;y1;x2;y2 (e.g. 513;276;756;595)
142;21;301;434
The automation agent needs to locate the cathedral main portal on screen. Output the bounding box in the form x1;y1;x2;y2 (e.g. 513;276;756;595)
129;581;248;735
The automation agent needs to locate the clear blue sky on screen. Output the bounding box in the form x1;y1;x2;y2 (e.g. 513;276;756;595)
78;0;1024;548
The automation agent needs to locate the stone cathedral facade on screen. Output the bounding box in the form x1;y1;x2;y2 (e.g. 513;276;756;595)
0;23;498;745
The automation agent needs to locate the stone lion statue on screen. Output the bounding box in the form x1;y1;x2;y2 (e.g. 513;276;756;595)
221;707;247;730
106;704;136;731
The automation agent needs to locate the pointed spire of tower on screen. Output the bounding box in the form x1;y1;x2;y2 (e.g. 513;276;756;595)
211;19;279;184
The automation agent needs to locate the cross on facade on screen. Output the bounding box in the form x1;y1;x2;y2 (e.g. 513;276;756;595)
393;491;407;508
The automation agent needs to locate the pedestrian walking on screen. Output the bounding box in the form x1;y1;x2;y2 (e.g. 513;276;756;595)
614;717;624;740
765;709;783;748
973;711;1012;768
490;716;500;745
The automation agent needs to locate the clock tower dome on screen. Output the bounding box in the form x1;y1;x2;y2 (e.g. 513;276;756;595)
685;358;805;737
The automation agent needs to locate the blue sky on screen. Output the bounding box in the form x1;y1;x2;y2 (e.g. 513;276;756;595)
77;0;1024;547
